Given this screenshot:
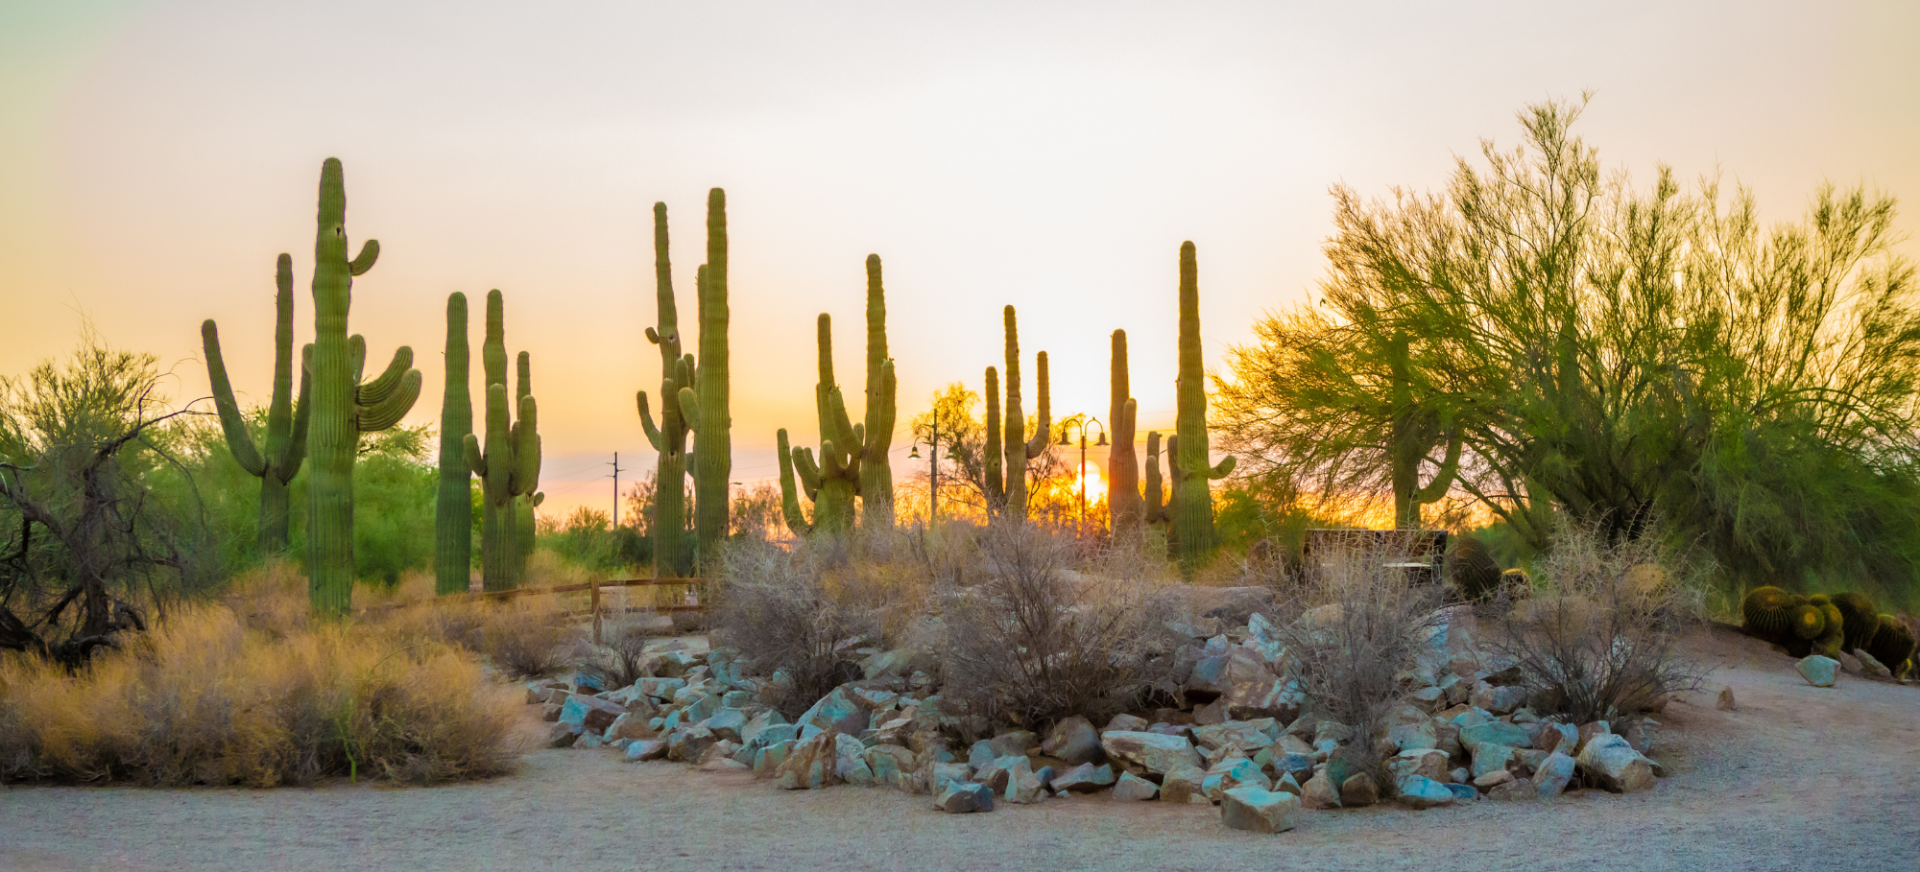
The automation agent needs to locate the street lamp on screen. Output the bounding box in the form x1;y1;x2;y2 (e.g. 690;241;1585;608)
909;407;957;524
1057;416;1108;527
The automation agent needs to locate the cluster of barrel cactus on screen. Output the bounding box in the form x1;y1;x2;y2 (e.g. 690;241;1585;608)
776;256;896;534
1741;586;1916;675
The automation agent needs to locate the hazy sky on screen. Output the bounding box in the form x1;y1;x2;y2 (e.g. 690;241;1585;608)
3;1;1915;517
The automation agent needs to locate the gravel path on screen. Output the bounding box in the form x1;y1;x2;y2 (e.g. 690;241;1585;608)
3;626;1916;872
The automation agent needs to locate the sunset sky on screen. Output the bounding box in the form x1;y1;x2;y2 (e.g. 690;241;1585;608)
2;1;1915;518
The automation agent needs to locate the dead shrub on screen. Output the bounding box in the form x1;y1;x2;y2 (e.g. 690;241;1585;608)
1487;519;1708;723
937;524;1181;732
0;602;522;786
467;598;575;679
573;611;664;690
711;535;892;719
1273;544;1445;775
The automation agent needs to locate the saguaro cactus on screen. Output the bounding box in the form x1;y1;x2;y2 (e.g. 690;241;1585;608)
306;158;422;616
777;314;861;534
999;305;1052;523
434;292;473;594
676;189;732;568
1143;431;1166;525
1108;329;1142;537
513;350;544;578
1167;241;1234;568
1386;332;1461;530
463;290;540;591
202;253;310;556
857;255;897;528
983;366;1003;514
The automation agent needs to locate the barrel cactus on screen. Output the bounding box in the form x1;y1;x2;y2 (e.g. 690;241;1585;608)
1808;596;1844;657
200;253;309;556
1449;535;1504;601
1865;615;1915;678
305;158;422;616
1831;592;1879;652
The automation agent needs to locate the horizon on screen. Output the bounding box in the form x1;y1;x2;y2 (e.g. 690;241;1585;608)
4;1;1916;520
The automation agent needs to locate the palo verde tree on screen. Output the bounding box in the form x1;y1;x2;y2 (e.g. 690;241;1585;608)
1216;97;1920;602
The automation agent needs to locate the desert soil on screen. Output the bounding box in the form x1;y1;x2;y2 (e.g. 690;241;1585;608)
2;625;1916;872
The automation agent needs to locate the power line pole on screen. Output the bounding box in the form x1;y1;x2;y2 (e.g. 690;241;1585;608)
608;452;626;526
930;407;939;524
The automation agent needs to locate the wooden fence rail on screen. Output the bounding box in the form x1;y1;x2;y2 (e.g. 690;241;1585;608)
360;577;712;644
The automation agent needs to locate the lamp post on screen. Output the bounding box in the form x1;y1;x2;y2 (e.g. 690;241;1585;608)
1057;416;1107;528
909;407;952;524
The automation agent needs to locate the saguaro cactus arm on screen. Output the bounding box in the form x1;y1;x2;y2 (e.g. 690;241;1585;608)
1025;350;1051;458
283;344;313;484
1144;430;1165;523
201;320;266;476
776;429;812;535
637;391;665;450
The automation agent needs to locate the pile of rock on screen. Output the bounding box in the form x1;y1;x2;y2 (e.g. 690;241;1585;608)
522;603;1670;834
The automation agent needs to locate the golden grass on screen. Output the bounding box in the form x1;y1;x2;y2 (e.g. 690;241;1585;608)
0;568;529;787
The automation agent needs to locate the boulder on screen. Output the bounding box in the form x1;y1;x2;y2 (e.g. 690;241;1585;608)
1471;683;1530;715
1469;743;1516;780
606;712;653;742
989;730;1040;759
928;761;970;792
1101;731;1203;775
1003;757;1048;804
637;676;687;701
834;734;874;786
624;737;668;762
1575;734;1654;793
1042;716;1103;765
968;740;996;774
667;725;718;763
694;739;740;766
774;733;839;790
1472;769;1514;790
934;781;995;813
547;723;579;748
1271;772;1302;797
1395;775;1456;809
1446;783;1479;802
864;745;918;791
1533;751;1575;797
1387;720;1438;753
1113;771;1160;801
1159;764;1210;804
1203;757;1271;802
705;708;748;743
559;694;626;733
1051;762;1117;793
1225;679;1305;722
1534;722;1577;755
1797;655;1838;687
751;740;791;776
1715;686;1737;711
797;686;870;736
1299;770;1341;810
1575;721;1612;754
1389;749;1449;784
1103;713;1150;734
1855;649;1894;680
1458;721;1531;753
1221;787;1300;834
1340;772;1379;807
1192;699;1228;725
1192;720;1279;754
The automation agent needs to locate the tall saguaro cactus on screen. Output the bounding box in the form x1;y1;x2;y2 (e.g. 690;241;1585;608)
1167;241;1235;568
463;290;540;591
1386;332;1461;530
1108;329;1142;537
777;314;861;534
1144;431;1166;525
857;255;897;528
999;305;1052;523
202;253;311;556
307;158;423;616
434;292;473;594
676;189;732;567
983;365;1004;514
513;350;544;577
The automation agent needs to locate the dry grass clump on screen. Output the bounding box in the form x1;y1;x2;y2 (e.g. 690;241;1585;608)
712;535;894;719
1272;544;1445;774
938;524;1182;732
1488;520;1708;723
0;599;522;786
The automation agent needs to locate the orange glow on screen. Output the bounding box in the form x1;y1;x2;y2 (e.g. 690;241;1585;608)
1072;463;1107;505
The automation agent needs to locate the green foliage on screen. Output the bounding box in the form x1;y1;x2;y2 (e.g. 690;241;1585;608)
536;506;648;576
1215;98;1920;609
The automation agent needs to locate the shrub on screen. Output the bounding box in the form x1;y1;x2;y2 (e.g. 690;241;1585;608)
711;536;892;719
937;525;1181;732
1487;520;1708;723
466;598;575;679
1272;544;1445;775
0;602;522;786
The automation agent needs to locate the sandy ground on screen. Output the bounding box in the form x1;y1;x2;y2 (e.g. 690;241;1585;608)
3;625;1917;872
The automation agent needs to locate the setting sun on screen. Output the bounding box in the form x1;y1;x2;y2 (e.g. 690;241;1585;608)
1071;462;1108;505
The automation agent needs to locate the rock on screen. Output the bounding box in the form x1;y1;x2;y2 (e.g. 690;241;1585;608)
1275;752;1315;783
1203;757;1271;802
1103;713;1150;734
637;676;686;701
574;733;604;750
1299;770;1341;810
1716;686;1737;711
1191;720;1279;754
798;686;870;736
1618;718;1658;755
1855;649;1894;680
1159;764;1210;804
1575;734;1654;793
833;734;873;785
1534;722;1577;755
1449;767;1470;785
705;708;748;743
1340;772;1379;807
1002;757;1048;804
540;702;563;722
1445;783;1479;802
548;723;580;748
934;781;995;813
928;761;970;791
570;671;606;693
1796;655;1839;688
1101;731;1203;775
967;739;996;774
863;745;917;791
977;756;1026;792
697;756;749;772
625;737;669;762
1514;748;1548;776
1113;771;1159;801
1387;720;1438;752
1470;743;1515;780
668;725;718;763
774;733;839;790
989;730;1038;759
1470;683;1530;715
1051;762;1117;792
1221;787;1300;834
695;739;741;766
1837;650;1864;675
1388;749;1450;784
1472;769;1514;790
1458;721;1531;753
1272;772;1302;797
1193;699;1228;725
751;740;791;775
1488;777;1535;801
559;694;627;733
1041;716;1103;766
1394;775;1456;809
607;711;652;741
861;648;917;679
